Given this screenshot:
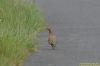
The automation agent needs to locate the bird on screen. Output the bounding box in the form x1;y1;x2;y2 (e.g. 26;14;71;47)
47;27;56;50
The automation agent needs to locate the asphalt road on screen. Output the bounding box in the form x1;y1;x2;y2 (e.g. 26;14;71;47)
23;0;100;66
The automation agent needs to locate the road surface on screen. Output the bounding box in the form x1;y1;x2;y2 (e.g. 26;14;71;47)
23;0;100;66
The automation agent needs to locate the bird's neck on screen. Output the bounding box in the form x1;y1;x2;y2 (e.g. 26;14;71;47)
48;29;53;34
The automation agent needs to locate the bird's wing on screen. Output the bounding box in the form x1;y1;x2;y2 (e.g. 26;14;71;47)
51;35;56;44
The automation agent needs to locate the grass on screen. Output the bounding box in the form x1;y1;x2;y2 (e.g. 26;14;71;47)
0;0;45;66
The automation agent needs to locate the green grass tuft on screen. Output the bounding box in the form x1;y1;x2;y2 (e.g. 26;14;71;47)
0;0;45;66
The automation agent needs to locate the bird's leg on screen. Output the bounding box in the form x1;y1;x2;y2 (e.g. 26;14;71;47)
51;44;56;50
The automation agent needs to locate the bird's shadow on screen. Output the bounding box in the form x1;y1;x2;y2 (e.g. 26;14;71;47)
39;45;58;51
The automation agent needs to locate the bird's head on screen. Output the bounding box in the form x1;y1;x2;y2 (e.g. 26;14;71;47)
46;24;51;31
